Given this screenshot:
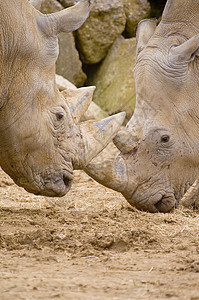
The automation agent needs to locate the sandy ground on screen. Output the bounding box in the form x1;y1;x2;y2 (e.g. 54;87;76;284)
0;161;199;299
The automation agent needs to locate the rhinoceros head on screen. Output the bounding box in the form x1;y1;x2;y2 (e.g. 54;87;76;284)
0;0;125;196
85;0;199;212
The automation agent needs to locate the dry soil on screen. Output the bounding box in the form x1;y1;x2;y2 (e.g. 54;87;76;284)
0;162;199;300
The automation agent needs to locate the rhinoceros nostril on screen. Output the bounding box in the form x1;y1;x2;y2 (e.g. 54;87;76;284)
155;195;176;213
63;174;72;191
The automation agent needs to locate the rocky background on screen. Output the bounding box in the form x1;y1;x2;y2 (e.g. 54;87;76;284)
41;0;167;121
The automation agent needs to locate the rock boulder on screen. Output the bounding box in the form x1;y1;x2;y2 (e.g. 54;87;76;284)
76;0;126;64
123;0;151;37
90;36;137;120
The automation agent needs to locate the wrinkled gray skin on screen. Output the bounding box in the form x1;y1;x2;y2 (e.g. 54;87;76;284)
0;0;125;197
85;0;199;212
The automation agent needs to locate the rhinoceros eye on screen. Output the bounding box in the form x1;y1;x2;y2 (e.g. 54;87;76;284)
55;112;64;121
161;135;170;143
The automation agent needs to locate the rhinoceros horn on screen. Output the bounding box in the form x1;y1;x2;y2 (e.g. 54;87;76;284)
113;129;138;154
84;155;128;192
62;86;95;123
79;112;126;167
84;127;135;189
84;121;137;192
61;86;126;167
36;0;90;34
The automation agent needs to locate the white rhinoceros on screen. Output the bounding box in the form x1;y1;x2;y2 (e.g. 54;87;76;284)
85;0;199;212
0;0;125;196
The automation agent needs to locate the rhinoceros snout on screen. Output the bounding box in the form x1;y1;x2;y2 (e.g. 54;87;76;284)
154;195;176;213
63;173;73;192
124;191;177;213
25;170;74;197
47;171;74;197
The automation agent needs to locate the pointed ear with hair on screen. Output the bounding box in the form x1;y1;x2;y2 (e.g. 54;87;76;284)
169;34;199;65
136;19;157;55
37;0;90;35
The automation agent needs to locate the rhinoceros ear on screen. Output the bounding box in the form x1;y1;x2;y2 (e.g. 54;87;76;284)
136;19;157;55
37;0;90;35
169;34;199;64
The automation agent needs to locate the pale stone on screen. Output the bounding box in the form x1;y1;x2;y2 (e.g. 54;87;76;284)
56;74;77;91
59;0;75;8
82;101;109;121
76;0;126;64
56;32;87;87
90;36;137;120
40;0;63;13
123;0;151;37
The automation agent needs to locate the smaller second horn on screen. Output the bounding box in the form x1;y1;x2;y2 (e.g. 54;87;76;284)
62;86;96;123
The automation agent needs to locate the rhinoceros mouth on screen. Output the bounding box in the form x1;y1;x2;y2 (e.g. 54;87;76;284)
21;169;74;197
154;194;176;213
63;173;73;192
41;170;74;197
124;190;177;213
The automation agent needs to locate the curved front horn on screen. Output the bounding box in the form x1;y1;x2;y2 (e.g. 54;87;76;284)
37;0;90;35
79;112;126;167
84;155;128;193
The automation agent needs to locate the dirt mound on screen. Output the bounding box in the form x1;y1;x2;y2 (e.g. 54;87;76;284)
0;206;159;254
0;167;199;299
